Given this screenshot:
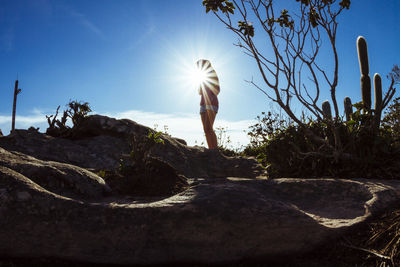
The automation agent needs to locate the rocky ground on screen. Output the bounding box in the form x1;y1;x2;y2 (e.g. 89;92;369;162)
0;115;400;266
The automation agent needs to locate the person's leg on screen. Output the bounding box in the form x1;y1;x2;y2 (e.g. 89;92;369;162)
207;110;218;149
201;112;212;148
201;110;217;149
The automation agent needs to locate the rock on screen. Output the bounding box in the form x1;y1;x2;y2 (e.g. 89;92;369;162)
0;128;2;137
1;114;400;264
0;147;110;200
173;137;187;146
0;129;130;170
106;156;189;197
0;115;264;178
16;191;31;201
8;114;400;265
1;167;400;265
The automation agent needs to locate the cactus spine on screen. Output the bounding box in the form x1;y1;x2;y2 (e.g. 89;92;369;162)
344;97;353;121
357;36;371;113
11;80;21;133
322;100;332;120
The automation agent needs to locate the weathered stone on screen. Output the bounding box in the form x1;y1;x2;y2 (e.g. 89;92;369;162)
0;147;110;200
0;115;264;178
0;129;130;170
173;137;187;146
1;165;400;265
2;114;399;265
106;156;189;197
16;191;31;201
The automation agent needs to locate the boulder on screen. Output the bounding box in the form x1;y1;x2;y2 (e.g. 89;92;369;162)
0;147;110;200
1;161;400;265
0;115;264;178
3;114;400;265
0;128;130;171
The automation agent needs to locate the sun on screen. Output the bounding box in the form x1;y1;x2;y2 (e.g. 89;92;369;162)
188;66;209;88
162;35;234;104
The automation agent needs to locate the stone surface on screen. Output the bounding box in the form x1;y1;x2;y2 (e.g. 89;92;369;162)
1;156;400;264
0;115;264;178
1;115;400;265
0;147;110;200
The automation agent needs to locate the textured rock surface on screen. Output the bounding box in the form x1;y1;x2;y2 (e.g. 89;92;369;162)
1;168;400;265
0;147;110;200
1;115;400;265
0;115;264;178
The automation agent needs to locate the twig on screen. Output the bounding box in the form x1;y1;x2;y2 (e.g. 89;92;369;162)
343;243;392;261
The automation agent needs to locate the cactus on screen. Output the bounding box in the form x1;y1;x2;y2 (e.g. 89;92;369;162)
357;36;371;113
322;100;332;120
374;73;382;127
356;36;385;131
344;97;353;121
11;80;22;133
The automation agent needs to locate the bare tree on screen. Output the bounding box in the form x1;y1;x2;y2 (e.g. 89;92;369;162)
202;0;396;160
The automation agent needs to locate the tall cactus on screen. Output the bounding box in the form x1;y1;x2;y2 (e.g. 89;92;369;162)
344;97;353;121
357;36;371;113
322;100;332;120
11;80;21;133
374;73;382;127
356;36;384;131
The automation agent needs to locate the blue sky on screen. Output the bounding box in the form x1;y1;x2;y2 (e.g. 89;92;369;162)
0;0;399;147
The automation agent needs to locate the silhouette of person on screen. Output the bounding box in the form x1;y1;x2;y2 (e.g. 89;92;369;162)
197;59;220;150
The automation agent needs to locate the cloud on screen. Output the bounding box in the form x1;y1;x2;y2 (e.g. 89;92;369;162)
0;109;254;149
68;9;104;38
109;110;254;149
0;113;48;135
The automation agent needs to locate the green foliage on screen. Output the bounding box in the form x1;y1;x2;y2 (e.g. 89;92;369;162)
308;7;320;28
96;170;106;179
296;0;350;9
382;97;400;143
115;129;168;195
339;0;351;9
202;0;235;14
66;100;92;127
203;0;351;37
215;126;241;157
267;9;294;28
121;129;165;173
147;130;165;145
238;21;254;37
45;100;92;137
244;107;400;179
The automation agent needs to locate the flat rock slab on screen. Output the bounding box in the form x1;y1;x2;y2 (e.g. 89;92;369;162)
1;169;400;265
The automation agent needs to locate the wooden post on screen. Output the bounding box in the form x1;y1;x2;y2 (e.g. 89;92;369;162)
11;80;21;133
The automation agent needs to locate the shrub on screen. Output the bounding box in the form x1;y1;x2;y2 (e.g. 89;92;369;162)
46;100;92;138
245;104;400;179
382;97;400;145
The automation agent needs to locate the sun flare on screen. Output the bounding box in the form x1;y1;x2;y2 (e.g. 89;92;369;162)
164;36;234;104
189;67;209;88
185;60;218;92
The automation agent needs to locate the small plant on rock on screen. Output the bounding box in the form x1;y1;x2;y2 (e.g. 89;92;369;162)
46;100;92;138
